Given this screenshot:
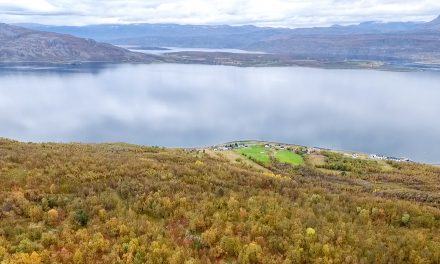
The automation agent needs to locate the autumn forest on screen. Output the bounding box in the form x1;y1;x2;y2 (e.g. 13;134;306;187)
0;139;439;263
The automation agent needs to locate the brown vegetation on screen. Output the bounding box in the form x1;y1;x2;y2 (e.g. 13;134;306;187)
0;138;439;263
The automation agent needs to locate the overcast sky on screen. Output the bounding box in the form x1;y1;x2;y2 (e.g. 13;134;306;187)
0;0;439;27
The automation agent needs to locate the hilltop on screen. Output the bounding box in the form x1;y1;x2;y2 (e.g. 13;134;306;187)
0;138;439;263
0;23;160;64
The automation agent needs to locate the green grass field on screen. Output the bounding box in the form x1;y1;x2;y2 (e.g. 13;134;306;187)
275;150;304;166
237;145;270;165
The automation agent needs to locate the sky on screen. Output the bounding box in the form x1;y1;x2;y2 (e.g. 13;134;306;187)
0;0;439;27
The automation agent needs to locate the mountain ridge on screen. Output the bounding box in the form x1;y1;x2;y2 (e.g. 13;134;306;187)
0;23;160;64
16;15;439;41
14;16;440;64
3;16;440;68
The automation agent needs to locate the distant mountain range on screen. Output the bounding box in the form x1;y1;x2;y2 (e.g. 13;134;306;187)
0;23;159;63
16;16;440;64
247;16;440;62
2;16;440;67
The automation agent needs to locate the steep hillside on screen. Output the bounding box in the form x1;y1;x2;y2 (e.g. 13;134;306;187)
422;15;440;31
0;139;439;263
0;24;159;63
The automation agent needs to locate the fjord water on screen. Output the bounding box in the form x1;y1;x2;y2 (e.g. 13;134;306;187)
1;64;439;163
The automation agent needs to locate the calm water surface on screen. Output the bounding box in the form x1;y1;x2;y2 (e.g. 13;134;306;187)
120;45;266;55
1;64;439;163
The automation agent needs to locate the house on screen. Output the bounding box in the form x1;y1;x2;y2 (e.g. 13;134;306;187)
307;147;321;154
370;154;385;160
370;154;410;162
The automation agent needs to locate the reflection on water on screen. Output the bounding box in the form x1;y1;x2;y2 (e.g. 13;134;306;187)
0;64;439;163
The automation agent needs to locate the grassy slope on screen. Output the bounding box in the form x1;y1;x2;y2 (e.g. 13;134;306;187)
0;139;440;263
236;145;270;165
275;150;304;166
236;144;304;166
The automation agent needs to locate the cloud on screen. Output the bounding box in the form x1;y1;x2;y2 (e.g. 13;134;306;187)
0;0;439;27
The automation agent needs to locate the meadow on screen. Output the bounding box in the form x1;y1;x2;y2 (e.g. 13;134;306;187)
236;145;270;165
274;151;304;166
236;145;304;167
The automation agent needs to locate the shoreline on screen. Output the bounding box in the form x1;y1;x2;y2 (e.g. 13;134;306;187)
1;53;440;73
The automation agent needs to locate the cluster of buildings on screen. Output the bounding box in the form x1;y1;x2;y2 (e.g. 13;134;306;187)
264;143;289;150
306;147;322;154
211;142;292;152
369;154;411;163
210;142;411;163
212;142;249;151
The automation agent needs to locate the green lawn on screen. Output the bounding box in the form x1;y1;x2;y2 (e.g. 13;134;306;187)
275;150;304;166
237;145;270;165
